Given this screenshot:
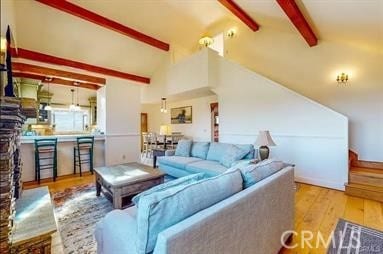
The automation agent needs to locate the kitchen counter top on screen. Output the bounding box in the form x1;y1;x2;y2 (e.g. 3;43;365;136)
21;134;105;144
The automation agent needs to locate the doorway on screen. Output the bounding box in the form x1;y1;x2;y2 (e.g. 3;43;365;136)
210;103;219;142
140;113;148;151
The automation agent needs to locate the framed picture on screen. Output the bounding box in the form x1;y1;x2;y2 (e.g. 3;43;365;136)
171;106;192;124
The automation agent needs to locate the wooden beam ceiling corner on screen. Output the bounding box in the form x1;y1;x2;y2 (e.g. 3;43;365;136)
276;0;318;47
11;48;150;84
12;62;106;85
218;0;259;31
35;0;170;51
13;72;100;90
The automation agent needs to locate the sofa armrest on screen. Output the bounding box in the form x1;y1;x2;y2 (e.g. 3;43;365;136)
165;150;176;156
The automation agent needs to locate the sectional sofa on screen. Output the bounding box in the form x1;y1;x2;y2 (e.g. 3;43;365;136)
95;141;295;254
158;142;256;178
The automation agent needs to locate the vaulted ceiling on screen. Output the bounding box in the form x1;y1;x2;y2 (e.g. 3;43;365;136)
10;0;383;83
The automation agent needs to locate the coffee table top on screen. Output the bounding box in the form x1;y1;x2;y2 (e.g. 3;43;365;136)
94;162;165;187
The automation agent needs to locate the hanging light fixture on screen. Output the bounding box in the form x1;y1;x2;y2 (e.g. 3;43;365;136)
75;86;81;111
69;89;76;111
336;73;349;84
45;77;53;111
160;97;167;113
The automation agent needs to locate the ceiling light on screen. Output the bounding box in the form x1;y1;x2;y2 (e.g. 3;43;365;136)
160;97;167;113
199;36;214;47
336;73;349;84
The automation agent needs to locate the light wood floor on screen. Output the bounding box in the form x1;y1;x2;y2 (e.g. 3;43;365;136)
25;176;383;254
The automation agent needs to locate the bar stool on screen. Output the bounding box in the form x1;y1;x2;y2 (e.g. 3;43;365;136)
73;136;94;176
34;138;58;184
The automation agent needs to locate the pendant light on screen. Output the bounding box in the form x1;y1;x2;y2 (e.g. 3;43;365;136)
160;97;167;113
69;89;76;111
75;86;81;111
45;78;52;111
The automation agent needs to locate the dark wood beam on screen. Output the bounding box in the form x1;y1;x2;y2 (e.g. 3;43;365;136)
35;0;170;51
218;0;259;31
276;0;318;47
12;62;106;85
11;48;150;84
13;72;100;90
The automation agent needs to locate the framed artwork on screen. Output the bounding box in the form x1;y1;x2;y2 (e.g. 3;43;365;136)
171;106;192;124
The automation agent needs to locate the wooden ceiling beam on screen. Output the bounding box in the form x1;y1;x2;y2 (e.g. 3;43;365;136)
12;62;106;85
35;0;170;51
218;0;259;31
11;48;150;84
276;0;318;47
13;72;100;90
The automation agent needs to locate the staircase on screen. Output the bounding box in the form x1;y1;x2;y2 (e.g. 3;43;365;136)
345;150;383;202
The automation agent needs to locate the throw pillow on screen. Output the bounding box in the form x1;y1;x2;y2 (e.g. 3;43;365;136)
174;139;193;157
191;142;210;159
131;173;205;207
136;169;243;254
239;159;285;188
219;144;249;168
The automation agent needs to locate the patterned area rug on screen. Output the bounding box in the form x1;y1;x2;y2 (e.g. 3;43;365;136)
52;184;113;254
327;219;383;253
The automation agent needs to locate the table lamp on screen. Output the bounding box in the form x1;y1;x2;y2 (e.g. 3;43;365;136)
159;125;172;135
255;130;276;160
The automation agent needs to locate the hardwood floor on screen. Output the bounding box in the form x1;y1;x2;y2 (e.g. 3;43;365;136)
24;177;383;254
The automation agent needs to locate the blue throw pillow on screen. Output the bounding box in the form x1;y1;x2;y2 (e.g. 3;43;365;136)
239;159;285;188
132;173;205;207
219;144;249;168
174;139;193;157
136;169;243;254
191;142;210;159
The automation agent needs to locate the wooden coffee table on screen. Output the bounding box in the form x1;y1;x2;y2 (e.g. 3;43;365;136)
94;162;165;209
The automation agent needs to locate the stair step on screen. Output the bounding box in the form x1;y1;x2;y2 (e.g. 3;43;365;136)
345;183;383;202
349;167;383;187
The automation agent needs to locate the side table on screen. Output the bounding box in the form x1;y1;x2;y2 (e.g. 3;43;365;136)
152;148;166;168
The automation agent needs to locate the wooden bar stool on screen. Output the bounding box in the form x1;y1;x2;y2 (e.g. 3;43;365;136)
34;138;58;184
74;136;94;176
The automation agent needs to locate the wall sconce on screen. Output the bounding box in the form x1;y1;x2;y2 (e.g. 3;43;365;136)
199;36;214;47
160;97;167;113
336;73;349;84
227;28;236;38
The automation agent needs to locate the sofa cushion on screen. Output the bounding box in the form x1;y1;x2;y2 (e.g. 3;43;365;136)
136;169;243;254
95;207;138;254
239;159;285;188
235;144;256;159
175;139;193;157
220;144;250;168
158;156;202;170
206;143;254;162
185;160;228;176
191;142;210;159
132;173;205;207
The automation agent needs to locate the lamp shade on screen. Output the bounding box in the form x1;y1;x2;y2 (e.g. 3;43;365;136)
160;125;172;135
255;131;276;147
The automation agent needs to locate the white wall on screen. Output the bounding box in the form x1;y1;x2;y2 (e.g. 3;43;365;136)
207;21;382;162
210;52;348;190
103;77;141;166
142;95;218;141
1;0;17;42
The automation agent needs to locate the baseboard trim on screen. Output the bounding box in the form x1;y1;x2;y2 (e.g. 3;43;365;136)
295;176;345;191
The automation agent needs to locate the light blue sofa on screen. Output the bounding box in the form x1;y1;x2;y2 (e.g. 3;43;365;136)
94;166;295;254
158;142;257;178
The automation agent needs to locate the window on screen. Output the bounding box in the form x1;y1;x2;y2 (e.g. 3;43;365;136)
52;108;89;132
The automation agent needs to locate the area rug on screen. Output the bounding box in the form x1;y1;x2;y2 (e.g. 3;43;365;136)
327;219;383;254
52;184;113;254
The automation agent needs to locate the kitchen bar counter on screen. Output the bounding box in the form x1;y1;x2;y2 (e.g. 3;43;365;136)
20;134;105;182
21;134;105;143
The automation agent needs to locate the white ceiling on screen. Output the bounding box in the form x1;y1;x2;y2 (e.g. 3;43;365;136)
10;0;383;81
